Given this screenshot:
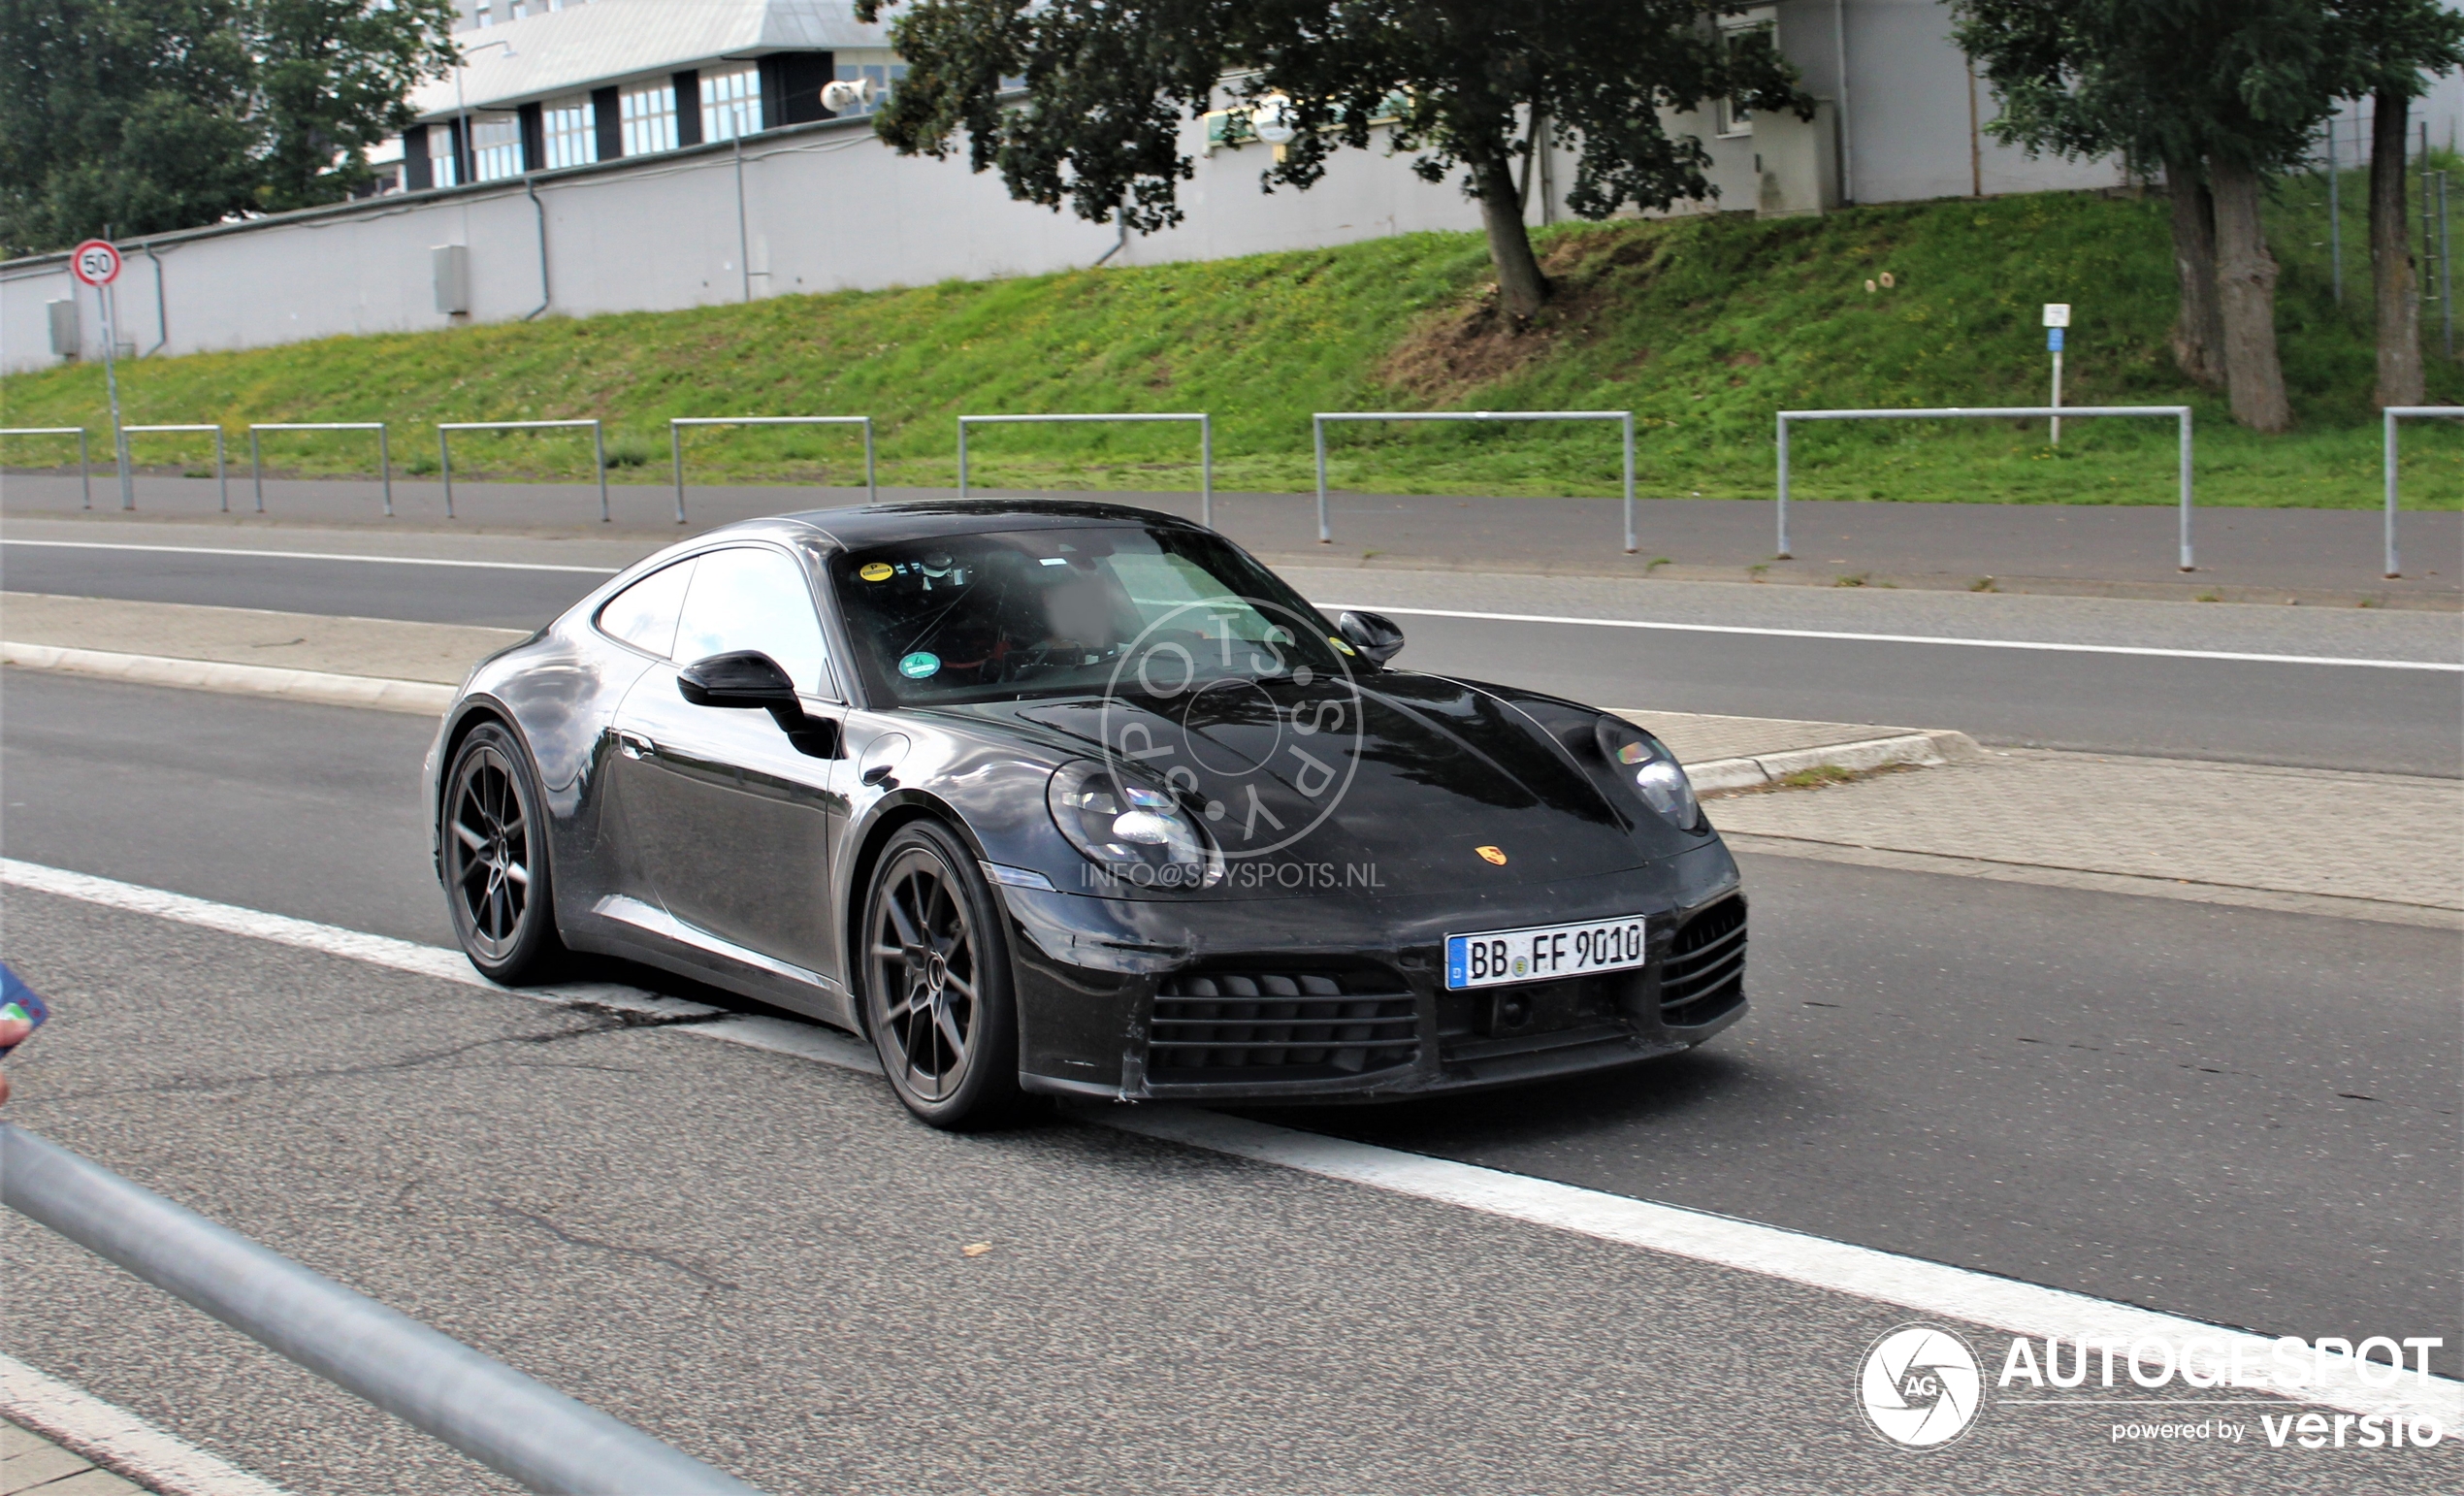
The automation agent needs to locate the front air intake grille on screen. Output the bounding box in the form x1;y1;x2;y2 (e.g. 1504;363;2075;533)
1662;896;1747;1026
1150;969;1418;1082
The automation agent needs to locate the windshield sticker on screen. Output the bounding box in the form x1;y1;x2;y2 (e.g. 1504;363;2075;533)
898;651;942;679
1328;634;1357;656
859;562;894;582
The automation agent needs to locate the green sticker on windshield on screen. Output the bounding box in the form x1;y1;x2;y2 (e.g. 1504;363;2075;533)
898;651;941;679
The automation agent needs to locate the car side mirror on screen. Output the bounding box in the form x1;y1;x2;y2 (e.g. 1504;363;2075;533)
1337;609;1406;667
677;651;840;758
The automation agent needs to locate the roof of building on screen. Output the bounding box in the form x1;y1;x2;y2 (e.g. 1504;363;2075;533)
410;0;891;118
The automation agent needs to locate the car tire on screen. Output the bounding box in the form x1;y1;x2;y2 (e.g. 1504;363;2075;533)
441;720;566;985
860;820;1030;1130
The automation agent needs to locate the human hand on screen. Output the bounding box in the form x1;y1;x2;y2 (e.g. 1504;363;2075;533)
0;1015;29;1106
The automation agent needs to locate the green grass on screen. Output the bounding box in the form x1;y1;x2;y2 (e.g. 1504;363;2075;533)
4;169;2458;507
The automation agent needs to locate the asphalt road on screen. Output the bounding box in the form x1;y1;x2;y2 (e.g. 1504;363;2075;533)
7;671;2455;1393
7;535;2459;773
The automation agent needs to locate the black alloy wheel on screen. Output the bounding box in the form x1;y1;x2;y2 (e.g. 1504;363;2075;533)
862;821;1027;1128
442;721;564;983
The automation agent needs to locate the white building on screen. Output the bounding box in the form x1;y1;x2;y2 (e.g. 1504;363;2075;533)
5;0;2438;374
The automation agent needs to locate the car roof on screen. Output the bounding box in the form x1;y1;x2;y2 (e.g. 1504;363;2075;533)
766;498;1204;551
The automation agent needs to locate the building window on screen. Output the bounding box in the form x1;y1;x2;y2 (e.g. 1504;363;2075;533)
829;61;908;115
542;93;596;168
429;124;463;187
700;64;761;142
470;112;523;180
473;2;491;27
621;81;678;154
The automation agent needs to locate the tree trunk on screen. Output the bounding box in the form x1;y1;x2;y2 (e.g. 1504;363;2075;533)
2165;157;2227;389
2372;88;2424;408
1471;148;1549;320
2208;155;2293;433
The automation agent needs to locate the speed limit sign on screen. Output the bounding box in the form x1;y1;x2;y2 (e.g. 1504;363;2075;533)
70;239;122;287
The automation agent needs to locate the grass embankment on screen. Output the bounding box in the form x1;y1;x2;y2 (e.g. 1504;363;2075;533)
3;169;2458;508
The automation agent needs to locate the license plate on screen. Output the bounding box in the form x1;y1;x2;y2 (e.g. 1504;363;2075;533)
1444;916;1649;991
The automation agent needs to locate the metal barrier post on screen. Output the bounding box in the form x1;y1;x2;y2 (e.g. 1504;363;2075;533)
1775;414;1794;558
1775;406;2196;573
437;419;609;524
244;423;393;517
1;1123;766;1496
954;413;1212;521
2383;406;2464;578
670;416;880;525
1313;416;1330;543
0;428;94;511
1310;410;1637;551
120;424;230;511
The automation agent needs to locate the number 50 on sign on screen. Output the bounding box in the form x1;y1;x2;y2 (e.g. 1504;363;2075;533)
70;240;122;287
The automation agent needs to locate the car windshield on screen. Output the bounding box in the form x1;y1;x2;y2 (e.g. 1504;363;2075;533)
830;525;1350;705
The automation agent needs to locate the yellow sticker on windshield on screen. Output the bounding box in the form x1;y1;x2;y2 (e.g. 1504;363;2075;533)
859;562;893;582
1328;634;1356;656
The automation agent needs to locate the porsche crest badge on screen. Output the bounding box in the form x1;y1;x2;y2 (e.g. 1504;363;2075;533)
1475;845;1508;865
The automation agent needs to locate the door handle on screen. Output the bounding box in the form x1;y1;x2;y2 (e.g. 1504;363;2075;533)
615;731;654;760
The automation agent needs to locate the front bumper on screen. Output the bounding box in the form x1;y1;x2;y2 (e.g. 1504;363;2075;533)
1005;842;1747;1104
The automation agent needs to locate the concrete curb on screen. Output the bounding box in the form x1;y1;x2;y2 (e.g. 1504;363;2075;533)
1679;730;1984;794
2;641;455;715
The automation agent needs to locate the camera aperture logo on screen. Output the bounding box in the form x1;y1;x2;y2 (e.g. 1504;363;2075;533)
1860;1324;1986;1450
1095;597;1366;862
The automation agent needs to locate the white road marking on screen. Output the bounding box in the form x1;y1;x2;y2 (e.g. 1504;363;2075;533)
0;1353;291;1496
4;859;2454;1428
0;538;618;575
1318;601;2464;672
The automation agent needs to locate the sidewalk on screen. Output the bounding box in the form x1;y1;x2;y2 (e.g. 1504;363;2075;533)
5;593;2453;928
2;1420;145;1495
7;473;2455;607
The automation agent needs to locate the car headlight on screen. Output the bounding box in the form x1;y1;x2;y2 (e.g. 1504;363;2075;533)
1047;761;1225;890
1594;719;1702;829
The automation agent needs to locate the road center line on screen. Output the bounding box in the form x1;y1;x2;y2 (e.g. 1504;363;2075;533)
1316;602;2464;672
3;856;2456;1427
0;538;620;575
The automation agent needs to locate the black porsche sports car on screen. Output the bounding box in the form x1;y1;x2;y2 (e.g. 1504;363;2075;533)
427;501;1747;1127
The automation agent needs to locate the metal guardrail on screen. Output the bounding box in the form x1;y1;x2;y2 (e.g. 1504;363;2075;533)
1313;410;1638;552
672;416;875;526
122;423;227;512
959;412;1214;525
0;427;90;510
0;1122;767;1496
248;423;392;517
2382;406;2462;578
1777;406;2196;571
438;419;607;522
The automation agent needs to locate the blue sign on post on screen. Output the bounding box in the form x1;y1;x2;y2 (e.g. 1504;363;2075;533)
2047;327;2065;352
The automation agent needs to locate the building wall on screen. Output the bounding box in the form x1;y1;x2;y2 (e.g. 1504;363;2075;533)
0;114;1497;374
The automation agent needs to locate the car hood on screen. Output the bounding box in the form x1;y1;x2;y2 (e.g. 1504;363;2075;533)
940;671;1644;898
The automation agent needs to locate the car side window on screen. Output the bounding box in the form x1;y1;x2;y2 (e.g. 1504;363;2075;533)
595;558;696;659
673;546;833;698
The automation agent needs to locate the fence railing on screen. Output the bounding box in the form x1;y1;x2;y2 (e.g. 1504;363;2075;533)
122;423;227;512
958;412;1214;525
249;422;392;516
1313;410;1638;552
1777;406;2196;571
672;416;876;526
2382;406;2462;579
0;427;90;510
0;1122;766;1496
438;419;606;522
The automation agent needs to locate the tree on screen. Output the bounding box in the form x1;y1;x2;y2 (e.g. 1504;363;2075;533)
0;0;261;254
2326;0;2464;407
0;0;457;255
1954;1;2339;433
253;0;460;212
853;0;1809;321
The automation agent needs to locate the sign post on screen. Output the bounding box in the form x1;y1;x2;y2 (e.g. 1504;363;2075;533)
70;240;131;510
2042;303;2070;447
